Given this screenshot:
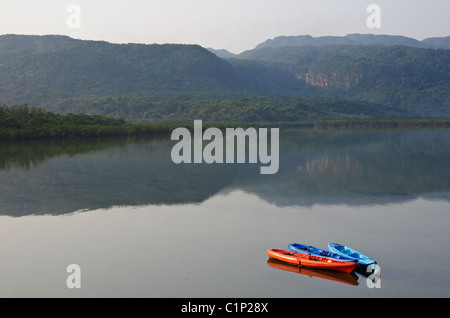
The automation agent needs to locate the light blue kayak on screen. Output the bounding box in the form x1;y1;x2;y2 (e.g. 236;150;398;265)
328;243;376;268
288;243;357;263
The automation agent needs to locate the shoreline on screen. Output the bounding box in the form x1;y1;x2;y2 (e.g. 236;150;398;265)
1;117;450;142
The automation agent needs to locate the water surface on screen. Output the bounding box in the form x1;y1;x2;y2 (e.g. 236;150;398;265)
0;128;449;297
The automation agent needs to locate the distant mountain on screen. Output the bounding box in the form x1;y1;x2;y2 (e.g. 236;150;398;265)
421;36;450;49
0;34;449;120
235;44;450;116
251;34;450;50
0;34;239;106
207;47;237;58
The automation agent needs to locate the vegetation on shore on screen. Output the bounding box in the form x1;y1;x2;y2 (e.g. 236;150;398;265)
1;104;449;141
0;104;181;140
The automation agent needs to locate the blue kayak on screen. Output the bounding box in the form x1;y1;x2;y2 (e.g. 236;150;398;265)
288;243;357;263
328;243;376;267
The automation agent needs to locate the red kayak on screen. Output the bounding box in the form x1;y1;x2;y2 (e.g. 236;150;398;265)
267;249;357;273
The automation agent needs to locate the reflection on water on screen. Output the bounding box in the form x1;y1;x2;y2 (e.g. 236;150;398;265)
267;258;361;286
0;130;449;297
0;128;449;216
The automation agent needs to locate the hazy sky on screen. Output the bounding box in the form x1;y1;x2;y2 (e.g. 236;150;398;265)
0;0;449;53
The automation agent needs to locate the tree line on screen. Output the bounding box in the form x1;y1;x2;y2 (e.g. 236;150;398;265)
1;104;449;141
0;104;180;140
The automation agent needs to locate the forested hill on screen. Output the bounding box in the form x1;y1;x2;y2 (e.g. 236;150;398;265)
233;45;450;116
0;34;449;120
0;34;238;105
250;34;450;51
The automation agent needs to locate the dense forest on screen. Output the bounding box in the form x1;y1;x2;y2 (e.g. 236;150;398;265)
0;104;180;140
41;93;409;123
0;35;237;106
1;104;448;141
233;45;450;116
0;34;449;120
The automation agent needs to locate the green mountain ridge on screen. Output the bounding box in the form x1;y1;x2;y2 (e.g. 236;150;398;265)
0;34;449;121
251;34;450;51
208;34;450;58
234;45;450;116
0;34;238;104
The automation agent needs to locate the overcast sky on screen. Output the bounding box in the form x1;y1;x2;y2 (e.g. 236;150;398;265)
0;0;449;53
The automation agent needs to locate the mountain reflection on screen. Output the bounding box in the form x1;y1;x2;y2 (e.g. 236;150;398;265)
0;128;449;216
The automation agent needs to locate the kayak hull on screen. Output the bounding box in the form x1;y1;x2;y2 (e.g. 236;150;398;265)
328;243;376;267
289;243;357;262
267;249;357;273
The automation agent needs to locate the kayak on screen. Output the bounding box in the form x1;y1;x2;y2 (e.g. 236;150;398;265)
289;243;357;262
267;249;358;273
328;243;376;268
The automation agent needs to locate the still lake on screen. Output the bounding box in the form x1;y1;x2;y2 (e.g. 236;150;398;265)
0;128;449;298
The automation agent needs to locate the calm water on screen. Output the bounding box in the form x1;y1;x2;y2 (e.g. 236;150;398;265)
0;128;449;298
